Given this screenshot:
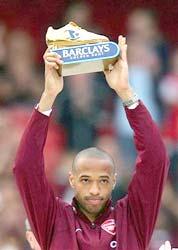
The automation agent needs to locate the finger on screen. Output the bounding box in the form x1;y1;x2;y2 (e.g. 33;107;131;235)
159;245;165;250
44;51;63;65
48;45;54;50
46;45;56;53
45;61;60;70
43;52;62;62
103;69;109;76
118;35;127;62
118;35;125;47
45;52;62;58
43;47;50;55
118;35;126;45
45;59;63;69
45;56;63;65
43;46;53;57
119;36;127;61
104;62;114;75
43;46;62;59
165;241;171;250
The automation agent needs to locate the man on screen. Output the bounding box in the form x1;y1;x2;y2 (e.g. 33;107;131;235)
25;219;41;250
14;36;169;250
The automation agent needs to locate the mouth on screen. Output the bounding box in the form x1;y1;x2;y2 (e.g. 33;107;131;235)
86;198;103;206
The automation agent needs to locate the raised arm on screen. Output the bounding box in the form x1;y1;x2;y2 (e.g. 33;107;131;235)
104;36;169;248
125;100;169;248
13;49;64;249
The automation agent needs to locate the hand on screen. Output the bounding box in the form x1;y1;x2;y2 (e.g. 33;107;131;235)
43;48;64;96
159;241;172;250
39;48;63;112
104;35;133;101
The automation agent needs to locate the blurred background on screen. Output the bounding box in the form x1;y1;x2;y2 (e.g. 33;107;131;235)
0;0;178;249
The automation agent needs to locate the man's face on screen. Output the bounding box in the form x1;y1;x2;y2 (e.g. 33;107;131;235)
69;157;116;220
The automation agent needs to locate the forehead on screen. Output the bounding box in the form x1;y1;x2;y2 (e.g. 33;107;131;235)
74;156;114;176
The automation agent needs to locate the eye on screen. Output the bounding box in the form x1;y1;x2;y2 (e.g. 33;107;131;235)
81;178;89;183
100;179;109;184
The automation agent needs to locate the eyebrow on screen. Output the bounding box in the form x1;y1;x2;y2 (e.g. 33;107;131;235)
79;175;90;178
99;176;110;179
79;175;110;179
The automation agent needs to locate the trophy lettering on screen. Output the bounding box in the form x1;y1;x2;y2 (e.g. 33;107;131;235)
46;22;120;76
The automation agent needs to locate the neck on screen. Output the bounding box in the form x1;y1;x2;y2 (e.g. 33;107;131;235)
76;199;108;222
80;207;97;222
77;202;97;222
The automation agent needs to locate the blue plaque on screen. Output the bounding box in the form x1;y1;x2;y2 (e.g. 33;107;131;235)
52;42;120;64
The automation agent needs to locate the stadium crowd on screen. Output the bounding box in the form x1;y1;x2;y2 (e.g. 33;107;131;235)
0;1;178;249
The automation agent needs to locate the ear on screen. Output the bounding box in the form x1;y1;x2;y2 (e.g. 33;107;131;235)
69;171;75;188
112;173;117;190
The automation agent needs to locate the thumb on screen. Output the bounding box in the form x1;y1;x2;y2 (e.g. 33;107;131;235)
118;35;128;62
121;44;127;62
104;68;109;78
159;244;165;250
165;241;171;250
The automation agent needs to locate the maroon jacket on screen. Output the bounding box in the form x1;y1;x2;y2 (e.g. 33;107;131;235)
13;102;169;250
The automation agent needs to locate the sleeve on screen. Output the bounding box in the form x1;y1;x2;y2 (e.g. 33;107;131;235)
125;101;169;248
13;109;57;250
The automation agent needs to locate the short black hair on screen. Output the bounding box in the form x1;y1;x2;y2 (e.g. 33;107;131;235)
72;147;115;173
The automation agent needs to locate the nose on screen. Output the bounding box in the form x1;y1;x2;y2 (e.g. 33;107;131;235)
89;181;100;196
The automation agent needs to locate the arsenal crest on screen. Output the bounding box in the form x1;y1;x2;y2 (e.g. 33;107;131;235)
101;219;116;236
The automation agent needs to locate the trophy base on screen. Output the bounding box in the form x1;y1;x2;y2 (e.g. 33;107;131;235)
61;58;117;76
